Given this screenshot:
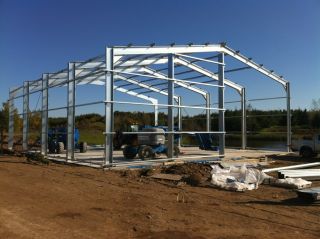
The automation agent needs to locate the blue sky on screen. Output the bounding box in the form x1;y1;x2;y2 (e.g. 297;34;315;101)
0;0;319;115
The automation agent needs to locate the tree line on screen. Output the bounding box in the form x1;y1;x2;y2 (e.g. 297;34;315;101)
0;101;319;143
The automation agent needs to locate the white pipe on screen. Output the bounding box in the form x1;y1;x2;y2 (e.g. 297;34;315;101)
263;162;320;173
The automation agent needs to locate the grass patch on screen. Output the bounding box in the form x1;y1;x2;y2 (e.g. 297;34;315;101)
79;129;104;145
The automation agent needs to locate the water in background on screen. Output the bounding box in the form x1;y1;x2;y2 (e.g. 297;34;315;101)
181;134;287;151
226;138;287;151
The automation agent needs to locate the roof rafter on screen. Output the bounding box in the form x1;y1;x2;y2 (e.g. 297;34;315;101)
175;57;243;94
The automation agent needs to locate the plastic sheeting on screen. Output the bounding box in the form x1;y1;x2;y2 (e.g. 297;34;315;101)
273;178;312;189
210;164;270;191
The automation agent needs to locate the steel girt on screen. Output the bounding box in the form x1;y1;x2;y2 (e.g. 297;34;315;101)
105;48;114;165
67;63;76;161
41;74;49;155
42;68;170;128
22;81;29;150
140;66;208;97
8;91;14;150
218;53;225;156
112;86;159;126
167;54;175;159
174;58;246;137
115;87;158;105
10;86;23;95
175;57;243;94
43;68;165;112
115;86;159;126
115;75;179;101
44;63;180;106
28;79;42;93
133;67;211;131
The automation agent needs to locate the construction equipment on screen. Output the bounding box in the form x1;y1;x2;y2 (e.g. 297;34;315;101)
195;133;218;151
122;127;180;160
48;127;87;154
115;124;218;160
113;124;140;150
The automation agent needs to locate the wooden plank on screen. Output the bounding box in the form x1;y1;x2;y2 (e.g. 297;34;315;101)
150;173;182;181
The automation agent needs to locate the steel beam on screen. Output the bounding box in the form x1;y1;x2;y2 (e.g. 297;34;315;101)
8;91;14;150
175;57;243;93
141;66;208;97
177;96;182;147
41;74;49;155
221;45;288;87
286;82;291;152
115;87;158;103
116;58;168;67
115;86;158;125
105;48;114;165
115;75;179;100
241;88;247;150
113;44;222;55
67;63;76;161
154;105;159;126
139;67;211;132
22;81;29;150
175;57;247;149
218;53;225;156
206;93;211;132
167;54;175;159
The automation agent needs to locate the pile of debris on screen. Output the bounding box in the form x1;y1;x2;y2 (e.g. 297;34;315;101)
262;162;320;179
131;156;320;202
262;162;320;202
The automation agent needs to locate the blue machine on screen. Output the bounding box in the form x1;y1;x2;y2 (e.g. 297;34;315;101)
48;127;86;154
122;126;180;160
195;133;219;151
122;126;218;160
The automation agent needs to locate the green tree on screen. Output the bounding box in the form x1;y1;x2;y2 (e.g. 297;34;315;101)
0;102;9;151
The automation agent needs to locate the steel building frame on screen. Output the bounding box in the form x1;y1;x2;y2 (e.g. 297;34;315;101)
7;43;290;167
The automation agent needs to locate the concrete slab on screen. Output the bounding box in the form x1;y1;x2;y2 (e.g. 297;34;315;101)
47;147;284;168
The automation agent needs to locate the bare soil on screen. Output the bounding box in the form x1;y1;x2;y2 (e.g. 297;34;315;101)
0;154;319;239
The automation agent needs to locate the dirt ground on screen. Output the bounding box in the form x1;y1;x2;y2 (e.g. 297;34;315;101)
0;154;319;239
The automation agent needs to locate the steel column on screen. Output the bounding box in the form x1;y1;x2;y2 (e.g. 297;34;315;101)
8;91;14;150
105;48;114;165
286;82;291;152
241;88;247;150
41;74;49;155
67;63;76;160
218;53;225;156
177;96;182;147
22;81;29;150
154;105;159;126
167;54;175;158
206;93;211;132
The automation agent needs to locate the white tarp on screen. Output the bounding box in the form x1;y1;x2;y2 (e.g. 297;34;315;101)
273;178;312;189
210;164;270;191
